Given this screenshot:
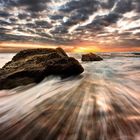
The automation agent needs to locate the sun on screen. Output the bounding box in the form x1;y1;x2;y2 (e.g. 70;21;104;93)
73;46;100;53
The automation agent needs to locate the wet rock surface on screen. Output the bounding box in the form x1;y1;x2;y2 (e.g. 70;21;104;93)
82;53;103;61
0;48;84;89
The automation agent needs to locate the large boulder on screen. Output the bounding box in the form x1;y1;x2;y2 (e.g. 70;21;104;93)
0;48;84;89
81;53;103;61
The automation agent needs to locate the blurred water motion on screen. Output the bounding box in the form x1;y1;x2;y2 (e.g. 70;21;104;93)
0;53;140;140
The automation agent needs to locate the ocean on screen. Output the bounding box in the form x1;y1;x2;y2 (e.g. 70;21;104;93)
0;53;140;140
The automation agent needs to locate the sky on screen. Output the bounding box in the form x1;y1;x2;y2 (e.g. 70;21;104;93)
0;0;140;52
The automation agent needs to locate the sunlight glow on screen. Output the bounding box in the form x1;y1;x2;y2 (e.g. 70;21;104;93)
73;46;100;53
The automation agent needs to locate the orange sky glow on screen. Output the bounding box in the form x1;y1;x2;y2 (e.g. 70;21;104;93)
0;41;140;53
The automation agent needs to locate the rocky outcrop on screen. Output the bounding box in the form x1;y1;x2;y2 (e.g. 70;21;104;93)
0;48;84;89
81;53;103;61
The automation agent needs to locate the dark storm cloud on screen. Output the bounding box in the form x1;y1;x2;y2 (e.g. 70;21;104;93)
18;13;29;19
63;12;87;27
0;0;140;48
60;0;99;13
100;0;116;9
25;21;52;29
77;12;122;32
9;18;17;23
50;15;63;20
26;23;37;29
59;0;100;25
63;19;78;27
114;0;134;14
0;0;50;13
103;12;122;24
94;12;121;26
35;20;52;28
18;0;48;5
0;11;12;17
50;26;68;34
14;0;50;11
27;3;47;12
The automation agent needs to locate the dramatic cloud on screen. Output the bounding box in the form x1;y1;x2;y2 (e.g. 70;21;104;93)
0;0;140;51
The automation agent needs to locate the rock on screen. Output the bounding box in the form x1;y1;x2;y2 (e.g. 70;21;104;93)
0;48;84;89
81;53;103;61
11;47;68;61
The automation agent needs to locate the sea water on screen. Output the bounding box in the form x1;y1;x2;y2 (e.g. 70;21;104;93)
0;53;140;140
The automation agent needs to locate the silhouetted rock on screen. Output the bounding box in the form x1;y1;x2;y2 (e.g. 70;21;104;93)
0;48;84;89
81;53;103;61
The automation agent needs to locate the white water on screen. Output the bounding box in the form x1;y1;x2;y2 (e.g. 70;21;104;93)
0;53;140;140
